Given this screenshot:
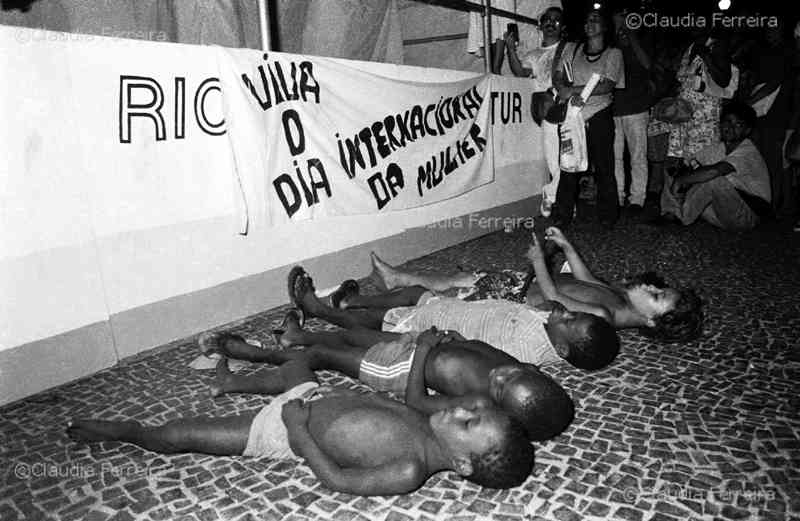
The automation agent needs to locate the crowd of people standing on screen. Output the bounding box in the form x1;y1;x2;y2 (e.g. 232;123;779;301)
499;3;800;232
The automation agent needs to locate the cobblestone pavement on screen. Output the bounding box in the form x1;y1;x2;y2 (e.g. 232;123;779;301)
1;216;799;521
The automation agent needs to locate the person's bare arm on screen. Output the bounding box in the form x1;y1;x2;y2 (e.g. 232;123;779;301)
404;328;454;414
527;234;612;322
558;78;616;100
505;33;533;78
282;400;426;495
672;161;734;194
543;227;601;284
695;41;731;88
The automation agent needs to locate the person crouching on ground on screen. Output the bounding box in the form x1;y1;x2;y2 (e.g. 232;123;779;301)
657;100;771;230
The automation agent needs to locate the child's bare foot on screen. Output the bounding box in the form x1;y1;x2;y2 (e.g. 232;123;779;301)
330;280;360;309
210;358;235;397
294;275;326;317
272;309;305;348
451;269;482;288
67;419;139;443
198;332;246;357
370;252;400;290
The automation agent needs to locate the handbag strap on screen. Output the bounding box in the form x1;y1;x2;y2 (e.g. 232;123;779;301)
550;39;568;86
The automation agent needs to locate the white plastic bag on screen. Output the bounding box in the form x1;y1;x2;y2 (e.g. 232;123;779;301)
558;73;600;172
559;112;588;172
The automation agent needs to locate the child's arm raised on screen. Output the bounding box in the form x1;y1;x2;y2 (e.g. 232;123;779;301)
282;399;426;495
528;233;612;322
544;227;601;284
404;328;456;414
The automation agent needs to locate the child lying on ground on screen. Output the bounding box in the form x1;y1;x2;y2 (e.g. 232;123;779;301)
200;317;574;441
366;228;703;341
289;251;620;372
67;331;534;496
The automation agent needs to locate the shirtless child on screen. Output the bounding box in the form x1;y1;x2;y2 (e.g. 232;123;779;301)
67;331;534;495
289;262;619;372
526;228;703;341
200;317;575;441
367;228;703;342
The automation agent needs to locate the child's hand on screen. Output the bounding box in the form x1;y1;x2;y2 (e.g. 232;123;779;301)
417;327;444;348
282;399;310;427
504;31;518;47
440;330;466;343
544;226;569;248
526;233;545;263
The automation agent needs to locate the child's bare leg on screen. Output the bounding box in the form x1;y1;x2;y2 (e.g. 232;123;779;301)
370;252;478;291
199;332;301;363
67;413;257;455
69;360;317;454
344;286;429;309
211;358;292;397
264;306;403;349
298;279;388;330
292;327;402;350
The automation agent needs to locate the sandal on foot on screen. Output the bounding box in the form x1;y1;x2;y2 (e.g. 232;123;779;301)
330;280;359;309
198;331;247;356
292;275;317;317
287;266;307;308
271;308;305;341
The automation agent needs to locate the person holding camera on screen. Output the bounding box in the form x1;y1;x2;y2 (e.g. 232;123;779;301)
506;6;566;217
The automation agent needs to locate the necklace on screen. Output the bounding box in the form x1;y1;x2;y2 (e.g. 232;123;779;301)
583;42;607;62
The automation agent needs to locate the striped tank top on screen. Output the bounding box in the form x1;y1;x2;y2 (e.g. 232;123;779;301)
404;296;559;366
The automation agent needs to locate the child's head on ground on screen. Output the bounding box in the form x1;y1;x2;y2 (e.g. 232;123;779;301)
624;272;704;342
640;288;704;342
429;399;534;488
488;364;574;441
545;302;620;370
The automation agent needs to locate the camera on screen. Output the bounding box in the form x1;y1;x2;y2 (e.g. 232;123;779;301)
507;23;519;40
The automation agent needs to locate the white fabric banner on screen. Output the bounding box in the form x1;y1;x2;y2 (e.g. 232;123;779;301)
1;25;239;258
217;49;497;229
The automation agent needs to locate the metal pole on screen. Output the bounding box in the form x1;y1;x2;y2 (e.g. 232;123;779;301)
257;0;271;51
482;0;492;73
